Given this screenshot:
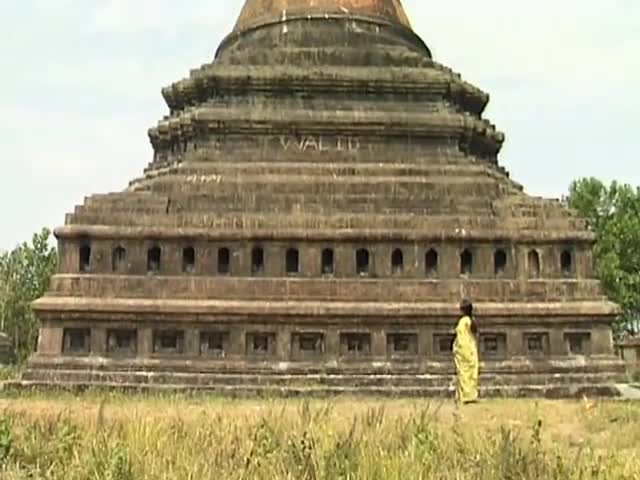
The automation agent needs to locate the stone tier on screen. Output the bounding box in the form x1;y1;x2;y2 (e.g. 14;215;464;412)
43;278;609;304
61;155;583;234
135;177;508;197
25;293;624;399
13;359;627;399
219;45;431;68
144;147;513;172
62;213;589;236
147;107;503;164
134;161;512;182
161;64;488;115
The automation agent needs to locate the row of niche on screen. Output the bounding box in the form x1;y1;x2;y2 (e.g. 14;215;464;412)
61;327;593;358
75;242;576;278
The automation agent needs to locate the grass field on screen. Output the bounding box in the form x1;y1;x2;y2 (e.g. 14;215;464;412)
0;392;638;479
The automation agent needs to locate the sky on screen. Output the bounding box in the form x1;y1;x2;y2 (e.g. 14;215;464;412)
0;0;638;250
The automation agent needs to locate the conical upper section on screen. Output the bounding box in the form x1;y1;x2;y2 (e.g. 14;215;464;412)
234;0;412;32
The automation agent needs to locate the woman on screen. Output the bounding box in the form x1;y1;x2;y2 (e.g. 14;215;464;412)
453;298;479;404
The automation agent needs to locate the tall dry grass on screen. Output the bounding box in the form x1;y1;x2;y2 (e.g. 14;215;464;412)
0;393;638;479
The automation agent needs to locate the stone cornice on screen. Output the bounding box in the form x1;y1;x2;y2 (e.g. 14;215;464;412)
32;297;619;319
54;225;596;243
161;65;488;115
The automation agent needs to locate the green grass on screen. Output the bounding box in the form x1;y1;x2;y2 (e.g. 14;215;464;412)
0;393;638;479
0;366;20;382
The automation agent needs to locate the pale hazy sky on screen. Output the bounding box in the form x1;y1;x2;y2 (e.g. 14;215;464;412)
0;1;638;250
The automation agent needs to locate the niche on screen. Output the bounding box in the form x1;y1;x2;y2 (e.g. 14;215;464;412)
153;330;184;354
321;248;335;275
528;250;541;278
63;328;91;355
565;332;591;355
286;248;300;275
107;330;137;356
292;333;325;358
218;248;231;275
79;244;91;273
246;332;276;356
182;246;196;274
524;332;549;357
479;333;507;358
251;247;265;275
356;249;370;276
434;334;455;356
147;246;161;273
112;246;127;273
200;331;229;357
391;249;404;275
494;249;507;275
561;249;573;276
340;333;371;356
425;249;439;277
387;333;418;355
460;249;473;276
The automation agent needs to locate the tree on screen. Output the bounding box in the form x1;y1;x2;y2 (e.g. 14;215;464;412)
567;178;640;337
0;228;57;364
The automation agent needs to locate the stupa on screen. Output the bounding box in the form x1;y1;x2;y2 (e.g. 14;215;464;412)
19;0;625;397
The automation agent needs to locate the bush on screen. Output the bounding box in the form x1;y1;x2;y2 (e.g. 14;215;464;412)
0;228;57;365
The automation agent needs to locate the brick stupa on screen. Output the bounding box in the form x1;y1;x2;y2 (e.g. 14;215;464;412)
20;0;625;397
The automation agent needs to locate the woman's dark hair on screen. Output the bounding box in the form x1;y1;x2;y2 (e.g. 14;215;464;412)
459;298;478;335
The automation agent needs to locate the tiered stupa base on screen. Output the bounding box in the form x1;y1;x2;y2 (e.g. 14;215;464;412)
15;361;625;399
14;299;626;398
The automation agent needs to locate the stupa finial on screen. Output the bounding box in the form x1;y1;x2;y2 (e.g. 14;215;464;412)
233;0;412;32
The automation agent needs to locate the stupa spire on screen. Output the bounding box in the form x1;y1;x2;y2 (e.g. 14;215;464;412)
233;0;412;32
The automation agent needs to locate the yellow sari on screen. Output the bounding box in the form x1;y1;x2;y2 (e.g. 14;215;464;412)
453;315;479;403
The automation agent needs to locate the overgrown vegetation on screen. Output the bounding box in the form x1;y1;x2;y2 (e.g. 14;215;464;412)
0;395;638;479
568;178;640;336
0;228;57;364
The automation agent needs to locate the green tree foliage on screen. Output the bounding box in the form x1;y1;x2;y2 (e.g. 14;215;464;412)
567;178;640;336
0;228;57;364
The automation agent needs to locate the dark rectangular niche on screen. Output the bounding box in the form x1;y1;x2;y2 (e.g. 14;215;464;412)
63;328;91;355
340;333;371;357
200;331;229;357
246;332;276;356
564;332;592;356
217;248;231;275
480;333;507;358
107;329;137;356
433;334;455;356
291;333;325;359
524;332;550;357
387;333;418;356
153;330;184;355
251;248;265;276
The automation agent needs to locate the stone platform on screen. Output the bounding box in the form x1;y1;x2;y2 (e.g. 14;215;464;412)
11;358;626;399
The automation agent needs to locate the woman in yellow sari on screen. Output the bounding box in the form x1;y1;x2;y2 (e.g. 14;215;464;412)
453;298;479;404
